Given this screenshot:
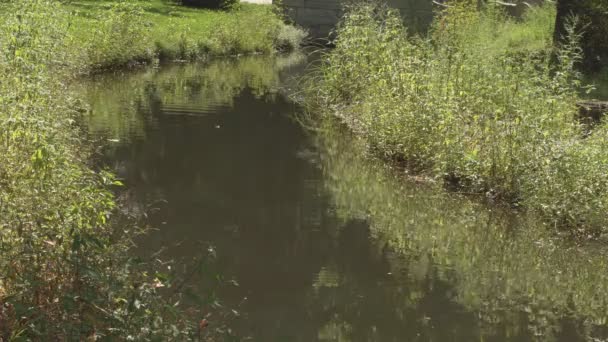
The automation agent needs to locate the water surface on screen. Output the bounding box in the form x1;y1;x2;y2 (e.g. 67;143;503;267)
82;54;608;341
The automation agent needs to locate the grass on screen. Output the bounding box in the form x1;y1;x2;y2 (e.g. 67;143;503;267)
74;0;302;59
306;2;608;235
0;0;306;73
478;3;556;55
0;0;304;339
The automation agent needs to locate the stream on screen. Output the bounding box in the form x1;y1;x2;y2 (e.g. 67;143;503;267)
80;54;608;341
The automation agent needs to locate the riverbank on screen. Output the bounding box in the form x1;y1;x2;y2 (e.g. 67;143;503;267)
8;0;306;74
0;0;303;340
306;2;608;236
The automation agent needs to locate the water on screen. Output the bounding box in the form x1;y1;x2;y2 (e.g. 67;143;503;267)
82;55;608;341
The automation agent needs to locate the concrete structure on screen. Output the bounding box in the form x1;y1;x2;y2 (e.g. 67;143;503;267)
281;0;434;39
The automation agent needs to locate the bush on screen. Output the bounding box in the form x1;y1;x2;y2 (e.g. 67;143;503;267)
306;2;608;234
528;123;608;234
276;24;308;51
0;1;206;339
65;1;301;68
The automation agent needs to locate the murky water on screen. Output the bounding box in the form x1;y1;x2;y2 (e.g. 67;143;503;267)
82;55;608;341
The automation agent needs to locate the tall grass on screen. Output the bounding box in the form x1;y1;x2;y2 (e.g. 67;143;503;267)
307;2;608;234
0;0;298;339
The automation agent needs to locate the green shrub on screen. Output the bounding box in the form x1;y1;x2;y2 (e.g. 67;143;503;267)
14;0;305;74
307;2;608;234
276;24;308;51
528;122;608;234
63;1;302;67
0;1;211;339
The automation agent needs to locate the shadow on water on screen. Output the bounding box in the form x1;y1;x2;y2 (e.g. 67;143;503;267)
79;54;608;341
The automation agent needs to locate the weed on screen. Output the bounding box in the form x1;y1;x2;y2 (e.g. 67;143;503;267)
0;0;289;339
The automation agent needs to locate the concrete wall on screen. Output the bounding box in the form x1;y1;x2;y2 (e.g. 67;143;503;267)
281;0;434;39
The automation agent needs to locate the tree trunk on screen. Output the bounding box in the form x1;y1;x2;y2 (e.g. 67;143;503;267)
553;0;575;43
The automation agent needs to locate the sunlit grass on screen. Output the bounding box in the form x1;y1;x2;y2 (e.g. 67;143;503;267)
71;0;285;55
478;4;556;55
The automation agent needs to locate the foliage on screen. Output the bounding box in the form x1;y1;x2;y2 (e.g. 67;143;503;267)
306;2;608;234
275;24;308;52
78;1;154;71
138;0;303;63
529;123;608;233
76;0;302;70
0;0;246;340
0;0;305;74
